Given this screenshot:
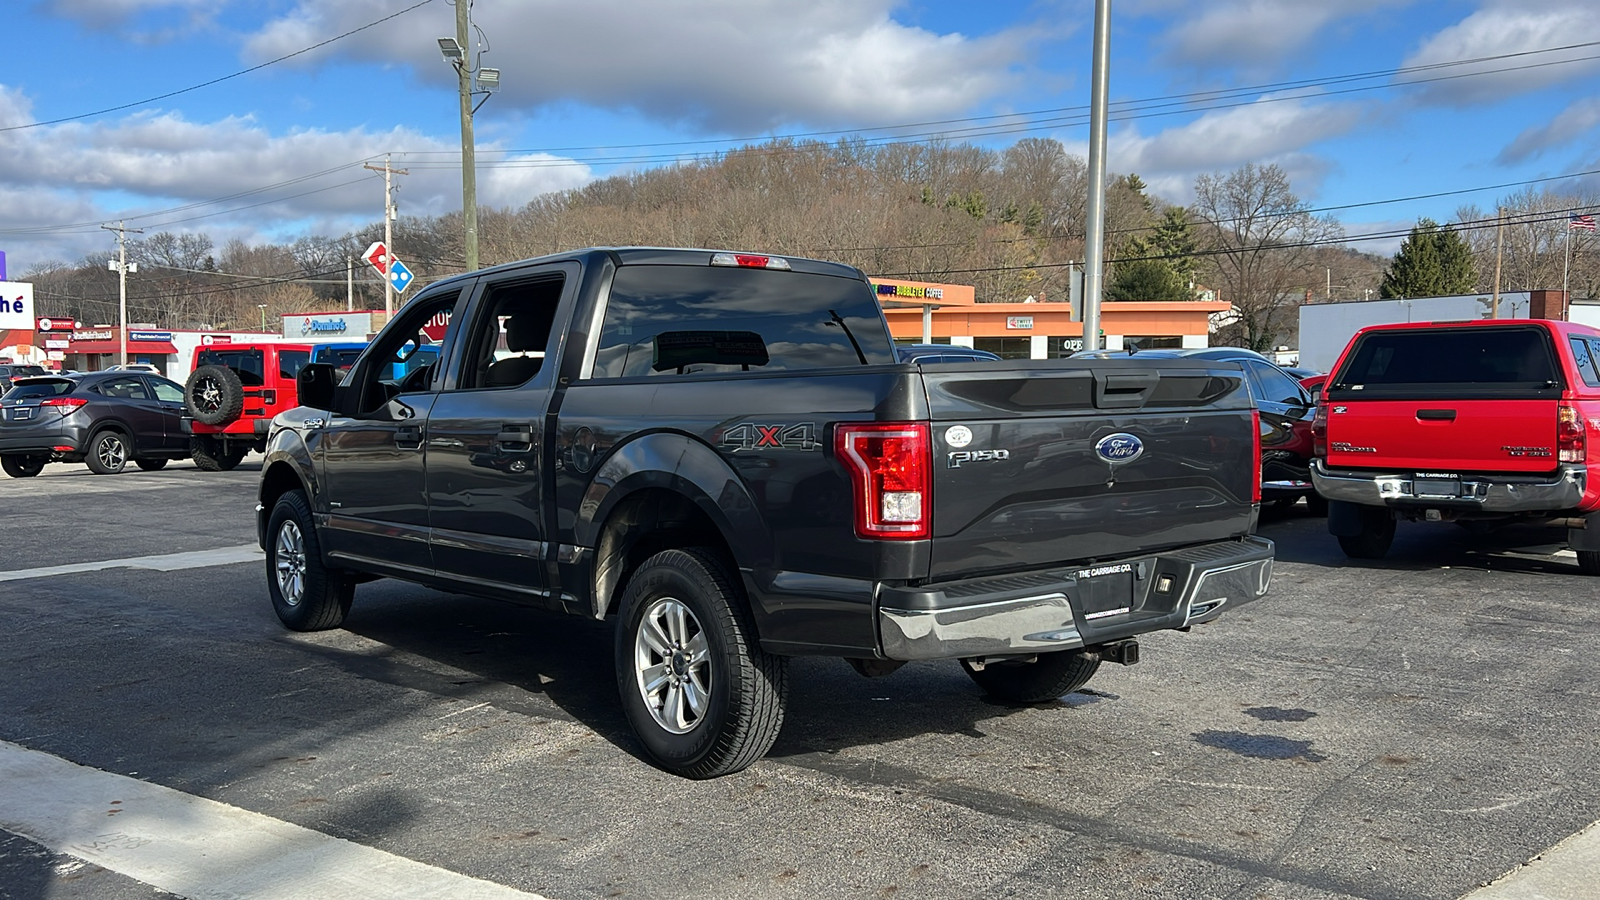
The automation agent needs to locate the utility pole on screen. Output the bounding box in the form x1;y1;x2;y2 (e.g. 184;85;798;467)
455;0;478;272
1491;206;1505;318
102;221;143;367
1081;0;1112;353
346;256;354;311
363;155;408;318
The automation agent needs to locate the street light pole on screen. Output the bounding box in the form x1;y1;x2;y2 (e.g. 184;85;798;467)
1081;0;1112;353
455;0;478;272
102;220;142;368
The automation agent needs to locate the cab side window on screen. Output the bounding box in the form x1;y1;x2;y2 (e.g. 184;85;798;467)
1570;337;1600;388
1246;361;1308;406
350;290;460;414
455;275;565;390
150;379;185;403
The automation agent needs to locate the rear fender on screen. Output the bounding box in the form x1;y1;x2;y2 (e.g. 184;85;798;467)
575;432;773;618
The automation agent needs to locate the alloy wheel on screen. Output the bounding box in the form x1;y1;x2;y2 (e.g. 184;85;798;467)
97;435;126;470
275;519;307;608
633;596;712;734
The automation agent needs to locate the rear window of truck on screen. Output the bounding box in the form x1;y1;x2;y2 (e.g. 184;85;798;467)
591;265;894;378
1331;326;1563;399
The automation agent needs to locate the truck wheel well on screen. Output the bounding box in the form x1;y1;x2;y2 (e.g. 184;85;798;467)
260;461;306;512
595;489;735;619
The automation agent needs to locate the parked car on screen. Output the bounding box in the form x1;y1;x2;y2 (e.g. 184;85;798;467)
0;372;192;476
182;343;312;471
313;340;441;381
895;344;1004;364
1299;373;1329;397
0;364;48;396
1312;319;1600;572
1280;365;1321;381
259;246;1274;778
1081;347;1325;513
106;363;163;375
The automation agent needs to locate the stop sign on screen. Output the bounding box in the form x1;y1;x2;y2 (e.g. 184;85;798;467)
422;310;450;342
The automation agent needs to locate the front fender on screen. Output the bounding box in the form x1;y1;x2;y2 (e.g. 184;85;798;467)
257;416;319;548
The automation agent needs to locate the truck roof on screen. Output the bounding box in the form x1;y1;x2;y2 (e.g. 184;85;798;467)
424;247;870;292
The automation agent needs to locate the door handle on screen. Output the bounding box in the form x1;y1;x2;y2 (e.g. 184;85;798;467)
1416;409;1457;421
496;427;534;453
396;425;423;450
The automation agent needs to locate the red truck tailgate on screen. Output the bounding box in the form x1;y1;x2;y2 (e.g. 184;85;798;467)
1325;399;1558;473
1325;324;1567;474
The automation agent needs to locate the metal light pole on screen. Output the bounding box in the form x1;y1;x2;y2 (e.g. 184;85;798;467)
1081;0;1112;353
439;4;498;273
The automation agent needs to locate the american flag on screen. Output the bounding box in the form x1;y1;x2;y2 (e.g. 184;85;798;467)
1571;214;1596;231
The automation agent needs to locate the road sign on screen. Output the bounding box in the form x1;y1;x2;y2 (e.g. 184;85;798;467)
362;241;389;274
389;259;415;293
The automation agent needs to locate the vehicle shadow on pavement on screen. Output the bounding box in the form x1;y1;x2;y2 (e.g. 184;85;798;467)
334;583;1038;767
1263;508;1585;578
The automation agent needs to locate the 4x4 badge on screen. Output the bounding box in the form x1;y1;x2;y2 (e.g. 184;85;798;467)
719;422;819;451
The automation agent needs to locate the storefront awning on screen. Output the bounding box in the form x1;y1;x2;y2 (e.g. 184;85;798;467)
67;340;179;355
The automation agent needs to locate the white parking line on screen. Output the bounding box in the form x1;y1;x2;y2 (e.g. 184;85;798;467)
1462;818;1600;899
0;741;550;900
0;544;263;582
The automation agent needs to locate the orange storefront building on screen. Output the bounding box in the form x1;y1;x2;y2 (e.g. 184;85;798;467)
872;277;1228;357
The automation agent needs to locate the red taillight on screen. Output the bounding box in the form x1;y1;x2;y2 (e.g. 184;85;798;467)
1251;409;1263;504
41;397;89;415
1558;403;1586;463
1312;403;1328;458
835;422;931;540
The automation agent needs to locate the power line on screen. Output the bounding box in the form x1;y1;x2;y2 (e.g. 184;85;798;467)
0;0;439;134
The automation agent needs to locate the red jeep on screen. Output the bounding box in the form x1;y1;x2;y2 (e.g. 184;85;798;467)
183;343;312;471
1311;319;1600;572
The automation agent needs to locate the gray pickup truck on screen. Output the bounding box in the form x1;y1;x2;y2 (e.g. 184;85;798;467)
258;247;1274;778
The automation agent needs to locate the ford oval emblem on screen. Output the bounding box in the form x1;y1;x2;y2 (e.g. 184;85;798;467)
1094;432;1144;465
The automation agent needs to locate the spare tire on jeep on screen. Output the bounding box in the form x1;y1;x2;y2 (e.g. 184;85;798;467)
186;364;245;426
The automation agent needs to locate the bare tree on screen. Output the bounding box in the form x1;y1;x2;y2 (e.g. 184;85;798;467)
1191;163;1344;351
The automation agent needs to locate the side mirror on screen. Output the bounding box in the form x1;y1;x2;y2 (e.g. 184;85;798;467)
296;363;338;411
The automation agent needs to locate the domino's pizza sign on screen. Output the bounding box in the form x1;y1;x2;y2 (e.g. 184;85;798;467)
0;282;34;330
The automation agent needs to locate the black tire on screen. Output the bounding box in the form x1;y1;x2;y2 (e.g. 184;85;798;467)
1;455;46;478
190;435;241;472
1578;550;1600;576
186;364;245;426
135;458;168;471
1304;491;1329;517
615;548;788;779
265;490;354;631
84;429;130;475
1338;506;1396;559
961;650;1102;703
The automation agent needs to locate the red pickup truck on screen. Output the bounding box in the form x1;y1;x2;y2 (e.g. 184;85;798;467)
1311;319;1600;573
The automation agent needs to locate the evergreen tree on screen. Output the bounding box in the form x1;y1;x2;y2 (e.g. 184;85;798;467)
1148;206;1199;287
1106;258;1191;301
1380;218;1476;298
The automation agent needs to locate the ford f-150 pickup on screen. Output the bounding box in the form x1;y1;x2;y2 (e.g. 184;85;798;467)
257;247;1275;777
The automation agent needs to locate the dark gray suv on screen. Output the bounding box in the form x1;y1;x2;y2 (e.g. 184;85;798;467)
0;372;192;476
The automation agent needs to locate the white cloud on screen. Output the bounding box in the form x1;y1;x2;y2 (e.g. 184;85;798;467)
1153;0;1408;68
241;0;1038;134
1498;97;1600;164
1109;94;1365;202
1399;1;1600;106
0;97;592;267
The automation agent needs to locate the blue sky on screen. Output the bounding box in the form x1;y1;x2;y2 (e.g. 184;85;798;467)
3;0;1600;272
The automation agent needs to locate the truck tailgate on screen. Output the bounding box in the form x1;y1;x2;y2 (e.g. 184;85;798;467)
921;360;1257;581
1324;399;1558;472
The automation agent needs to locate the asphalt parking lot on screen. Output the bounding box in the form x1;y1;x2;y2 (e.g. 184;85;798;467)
1;461;1597;900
